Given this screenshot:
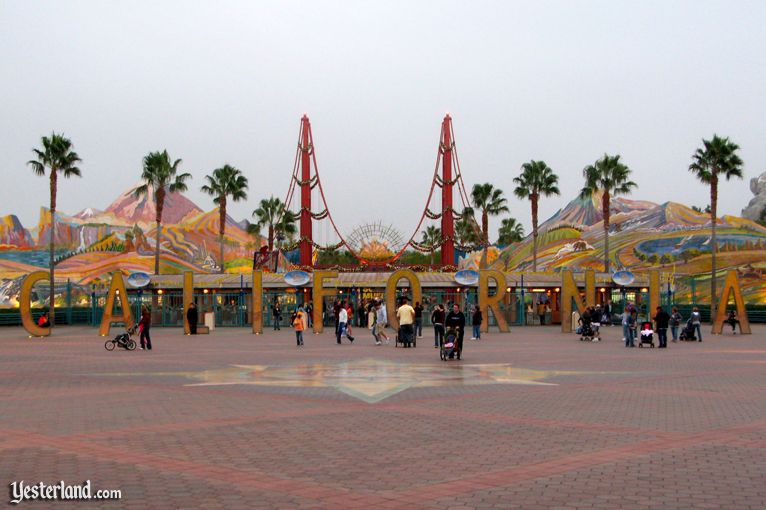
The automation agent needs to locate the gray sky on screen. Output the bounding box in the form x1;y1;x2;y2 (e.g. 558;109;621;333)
1;0;764;242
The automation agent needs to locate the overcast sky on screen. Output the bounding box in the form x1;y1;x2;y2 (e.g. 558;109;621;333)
1;0;764;243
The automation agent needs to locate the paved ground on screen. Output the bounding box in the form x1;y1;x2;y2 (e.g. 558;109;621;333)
1;324;764;509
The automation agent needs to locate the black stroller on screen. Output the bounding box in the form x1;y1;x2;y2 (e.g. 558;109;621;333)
679;319;696;341
578;317;600;342
105;324;138;351
440;327;460;361
638;321;655;348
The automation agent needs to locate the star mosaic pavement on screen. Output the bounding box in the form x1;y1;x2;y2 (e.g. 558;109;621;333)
90;359;611;403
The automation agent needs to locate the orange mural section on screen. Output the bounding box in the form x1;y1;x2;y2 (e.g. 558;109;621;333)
479;270;509;333
312;271;337;334
713;270;751;335
20;271;50;337
98;272;134;337
385;269;422;330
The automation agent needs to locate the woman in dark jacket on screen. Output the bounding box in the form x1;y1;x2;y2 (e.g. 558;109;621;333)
431;304;445;348
186;303;198;335
139;305;152;350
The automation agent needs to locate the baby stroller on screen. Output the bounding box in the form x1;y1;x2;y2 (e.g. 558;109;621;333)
679;319;696;341
105;324;138;351
578;319;600;342
440;327;460;361
638;322;655;348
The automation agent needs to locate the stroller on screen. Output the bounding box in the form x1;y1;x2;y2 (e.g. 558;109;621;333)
105;324;138;351
440;327;460;361
578;318;600;342
679;319;696;341
638;322;655;348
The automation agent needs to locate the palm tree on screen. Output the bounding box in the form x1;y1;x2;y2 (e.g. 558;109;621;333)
28;133;82;327
580;154;637;274
470;183;509;268
134;150;191;275
455;207;481;248
514;160;560;271
420;225;441;265
689;135;744;318
201;164;249;273
252;197;297;252
497;217;525;245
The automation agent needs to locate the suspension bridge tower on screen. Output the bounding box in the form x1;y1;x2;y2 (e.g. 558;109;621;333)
299;115;313;267
440;114;455;266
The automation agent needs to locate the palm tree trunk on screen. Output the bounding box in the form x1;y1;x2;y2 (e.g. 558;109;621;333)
154;221;161;275
49;170;57;327
155;189;165;275
481;211;489;269
268;225;274;253
219;198;226;274
531;195;538;272
602;190;611;274
710;175;718;320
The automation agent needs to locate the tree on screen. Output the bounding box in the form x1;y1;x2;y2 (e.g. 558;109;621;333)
580;154;637;274
420;225;442;265
252;197;296;252
497;217;525;245
28;133;82;327
455;207;481;248
513;160;560;271
470;183;509;268
689;135;744;318
201;164;248;273
134;150;191;275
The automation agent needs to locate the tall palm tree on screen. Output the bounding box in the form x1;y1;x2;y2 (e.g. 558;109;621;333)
497;217;525;245
470;183;509;268
514;160;560;271
689;135;744;318
455;207;481;248
201;164;249;273
134;150;191;275
252;197;297;252
580;154;636;274
28;133;82;327
420;225;441;265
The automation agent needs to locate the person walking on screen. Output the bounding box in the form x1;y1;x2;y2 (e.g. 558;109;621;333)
396;297;416;347
445;303;466;359
367;302;380;345
726;310;739;334
431;304;445;348
139;305;152;350
414;302;424;338
471;305;482;340
336;300;355;344
186;302;198;335
375;300;390;344
653;306;670;348
272;301;282;331
293;309;305;347
305;302;312;328
622;307;635;347
669;307;682;342
691;307;702;342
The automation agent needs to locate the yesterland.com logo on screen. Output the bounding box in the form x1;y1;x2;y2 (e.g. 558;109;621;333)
8;480;121;505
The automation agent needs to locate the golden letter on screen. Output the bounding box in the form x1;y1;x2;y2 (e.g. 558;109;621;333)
712;270;751;334
479;270;509;332
649;270;661;316
385;269;422;330
560;269;595;332
312;270;338;334
99;272;134;337
183;271;193;335
252;270;263;334
20;271;50;337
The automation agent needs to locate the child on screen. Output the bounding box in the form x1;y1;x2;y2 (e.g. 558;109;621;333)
640;322;654;339
293;310;305;347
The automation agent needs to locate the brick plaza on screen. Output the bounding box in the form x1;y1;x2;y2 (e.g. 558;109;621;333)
1;324;764;509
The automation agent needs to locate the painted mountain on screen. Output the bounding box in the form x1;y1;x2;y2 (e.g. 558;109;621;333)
469;192;766;303
0;184;262;290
